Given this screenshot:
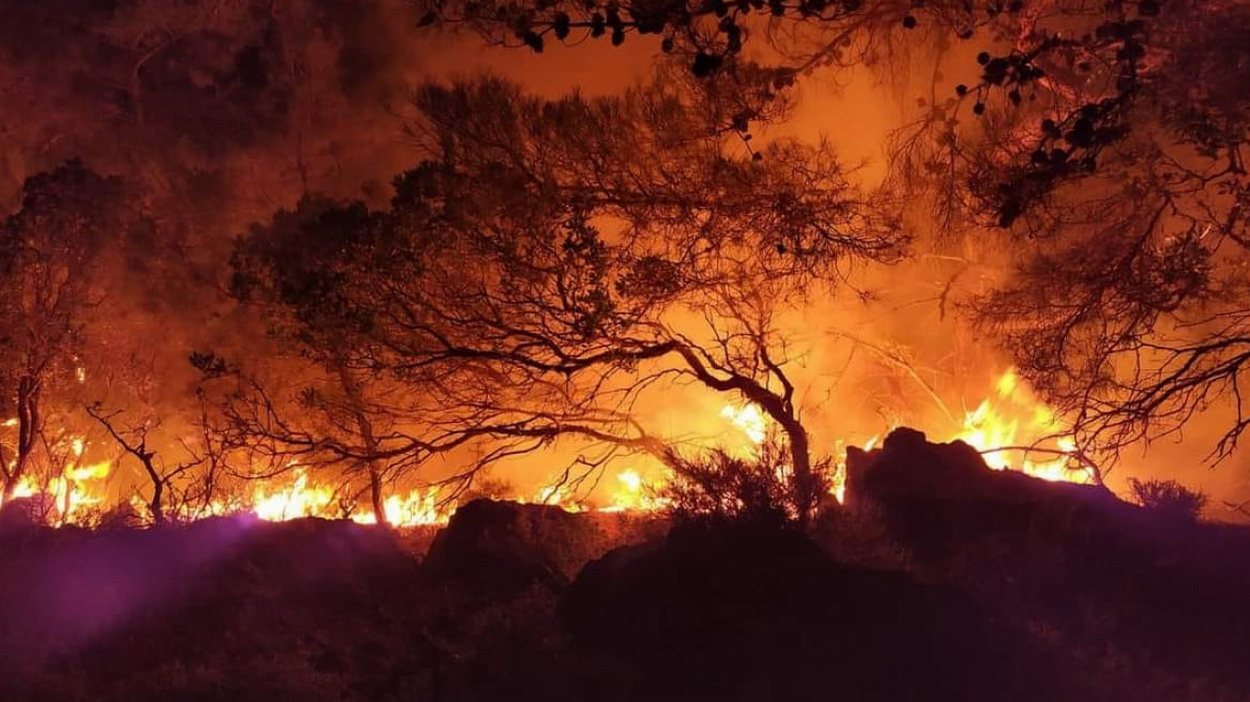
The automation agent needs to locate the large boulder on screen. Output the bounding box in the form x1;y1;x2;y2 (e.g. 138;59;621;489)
563;520;1055;701
0;495;54;533
423;499;614;599
844;427;1126;562
844;427;1250;699
847;426;1116;507
419;500;651;701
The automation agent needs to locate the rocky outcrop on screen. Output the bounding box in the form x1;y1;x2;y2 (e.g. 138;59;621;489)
423;499;617;598
844;427;1250;699
563;520;1054;702
844;427;1127;561
846;426;1115;507
0;495;54;533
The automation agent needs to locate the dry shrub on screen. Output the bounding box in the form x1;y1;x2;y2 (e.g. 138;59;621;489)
1128;478;1207;522
658;440;832;526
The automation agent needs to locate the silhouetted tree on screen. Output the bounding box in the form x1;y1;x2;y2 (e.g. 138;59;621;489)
228;197;408;525
86;400;237;525
0;3;428;488
234;75;903;522
0;162;134;501
417;0;1000;78
961;2;1250;458
422;0;1250;466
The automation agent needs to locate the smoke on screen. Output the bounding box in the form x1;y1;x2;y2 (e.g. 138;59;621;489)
0;516;255;663
0;1;1240;519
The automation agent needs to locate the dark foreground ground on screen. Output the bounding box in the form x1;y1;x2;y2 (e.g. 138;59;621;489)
2;429;1250;701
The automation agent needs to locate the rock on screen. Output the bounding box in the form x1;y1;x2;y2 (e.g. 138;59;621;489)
841;427;1250;699
845;424;1140;564
424;499;612;598
848;427;1106;504
845;427;1126;549
0;495;54;532
563;520;1045;701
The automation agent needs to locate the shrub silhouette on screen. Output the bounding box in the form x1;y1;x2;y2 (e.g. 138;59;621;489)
1128;478;1207;522
658;440;832;527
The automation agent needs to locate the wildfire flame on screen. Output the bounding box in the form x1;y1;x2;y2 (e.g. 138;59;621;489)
602;368;1091;513
953;368;1093;484
720;404;767;445
0;369;1091;527
10;455;113;525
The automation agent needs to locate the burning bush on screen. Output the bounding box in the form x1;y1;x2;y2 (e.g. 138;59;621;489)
658;440;833;527
1128;478;1207;522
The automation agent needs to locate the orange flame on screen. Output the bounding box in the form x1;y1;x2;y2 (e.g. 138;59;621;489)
952;369;1093;484
2;369;1092;526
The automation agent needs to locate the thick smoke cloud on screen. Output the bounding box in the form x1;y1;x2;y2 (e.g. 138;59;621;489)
0;0;660;512
2;0;1241;517
0;0;440;504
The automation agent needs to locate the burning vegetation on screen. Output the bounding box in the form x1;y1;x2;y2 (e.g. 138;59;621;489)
0;366;1093;528
2;0;1249;698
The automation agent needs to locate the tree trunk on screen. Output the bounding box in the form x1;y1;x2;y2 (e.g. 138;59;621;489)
0;475;15;503
742;388;822;525
336;363;390;528
671;343;827;525
139;452;165;526
149;476;165;526
2;376;41;502
777;415;821;526
368;466;387;527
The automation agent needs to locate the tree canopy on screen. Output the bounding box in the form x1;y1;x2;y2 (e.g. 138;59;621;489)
3;0;1248;523
0;162;138;497
229;74;904;520
416;0;1250;465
